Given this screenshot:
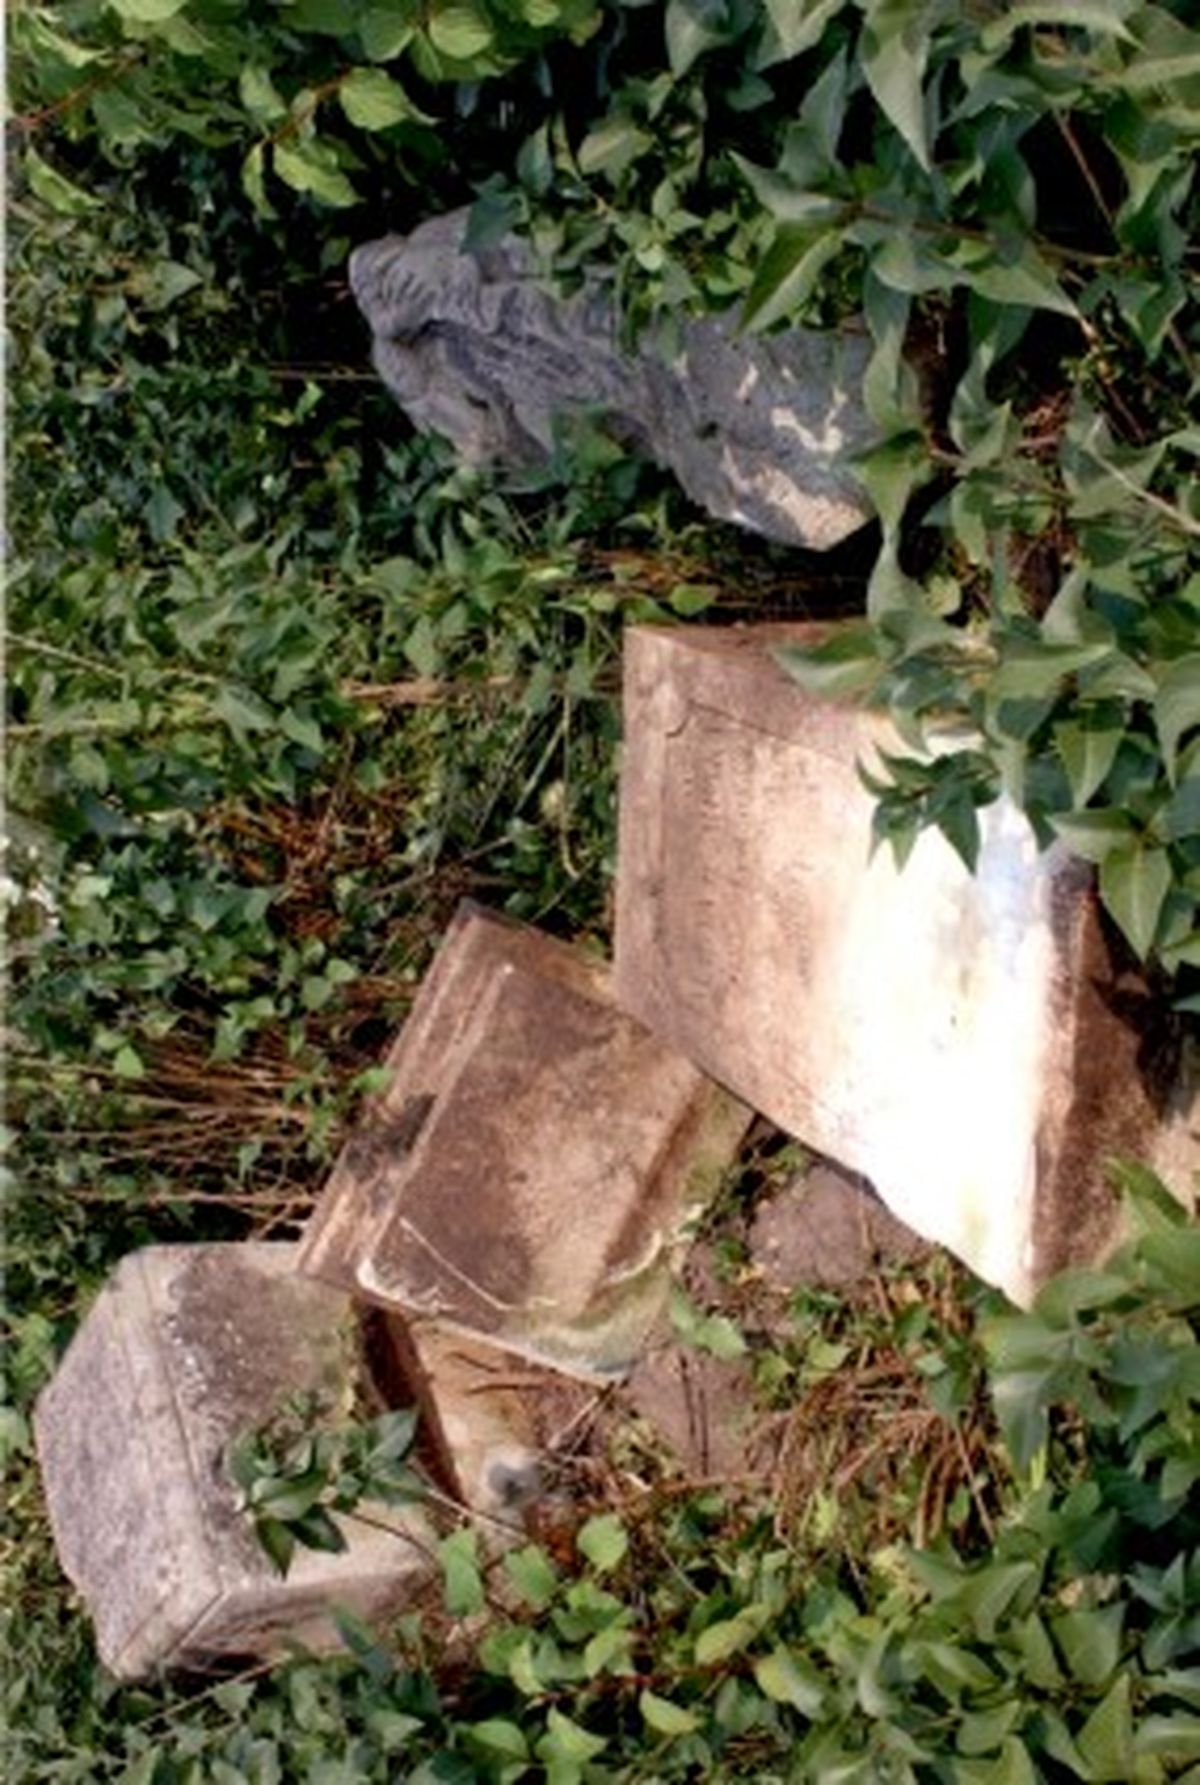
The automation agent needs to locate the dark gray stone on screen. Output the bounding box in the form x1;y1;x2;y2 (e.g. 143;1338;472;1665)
350;209;875;550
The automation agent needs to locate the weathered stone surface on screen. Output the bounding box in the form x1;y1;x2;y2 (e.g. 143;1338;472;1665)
35;1244;433;1679
298;901;752;1376
749;1162;928;1291
349;209;874;550
614;623;1197;1306
371;1311;598;1525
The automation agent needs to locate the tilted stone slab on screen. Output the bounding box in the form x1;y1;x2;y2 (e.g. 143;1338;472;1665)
298;901;752;1376
350;208;874;550
35;1244;434;1679
613;624;1197;1306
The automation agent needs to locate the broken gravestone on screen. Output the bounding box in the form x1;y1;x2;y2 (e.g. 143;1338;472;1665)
298;900;752;1377
35;1244;434;1679
613;623;1198;1307
349;208;874;550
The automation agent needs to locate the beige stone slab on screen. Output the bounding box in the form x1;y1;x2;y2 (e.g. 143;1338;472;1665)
298;902;752;1376
613;624;1196;1305
35;1245;433;1679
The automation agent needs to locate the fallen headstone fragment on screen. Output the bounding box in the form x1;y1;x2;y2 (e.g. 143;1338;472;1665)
35;1244;434;1679
298;901;752;1376
614;623;1197;1306
350;208;874;550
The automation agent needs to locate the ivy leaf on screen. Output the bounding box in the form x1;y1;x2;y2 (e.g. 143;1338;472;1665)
504;1544;559;1608
108;0;187;18
440;1528;485;1616
1099;841;1172;958
1053;1605;1125;1689
25;149;102;216
1053;719;1123;808
1076;1672;1134;1780
1154;654;1200;781
758;0;841;64
535;1708;606;1766
577;116;652;181
640;1689;698;1736
576;1514;628;1573
665;0;729;77
753;1646;827;1715
465;1719;529;1763
1048;809;1136;863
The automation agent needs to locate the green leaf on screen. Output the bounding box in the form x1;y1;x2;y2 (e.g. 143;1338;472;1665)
694;1605;768;1665
759;0;841;63
669;1286;748;1359
773;626;882;700
427;1;494;59
255;1516;296;1576
753;1646;827;1715
25;149;102;216
1155;655;1200;781
440;1528;485;1616
860;0;932;170
466;1719;529;1763
1048;809;1136;863
113;1043;146;1080
665;0;729;77
1099;841;1172;958
1053;1605;1125;1689
576;1514;628;1574
960;1561;1040;1641
213;685;275;739
536;1708;606;1766
108;0;187;18
1076;1673;1134;1781
1053;720;1124;808
273;141;359;208
239;66;288;124
504;1544;559;1608
961;247;1078;317
640;1689;698;1737
359;6;416;58
339;67;430;130
577;115;652;180
742;227;841;332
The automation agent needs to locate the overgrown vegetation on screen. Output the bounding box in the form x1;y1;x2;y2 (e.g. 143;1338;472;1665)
5;1;1199;1779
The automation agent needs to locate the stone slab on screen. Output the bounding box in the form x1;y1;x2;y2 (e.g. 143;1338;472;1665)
350;209;874;550
35;1244;434;1679
298;902;752;1376
613;623;1197;1306
749;1162;928;1291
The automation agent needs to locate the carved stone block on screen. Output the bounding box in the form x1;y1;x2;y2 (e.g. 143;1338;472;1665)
350;209;874;550
613;624;1196;1305
298;902;752;1375
35;1244;434;1679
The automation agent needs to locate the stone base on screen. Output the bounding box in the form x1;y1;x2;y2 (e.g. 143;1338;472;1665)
614;623;1197;1305
34;1245;433;1679
298;901;752;1375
